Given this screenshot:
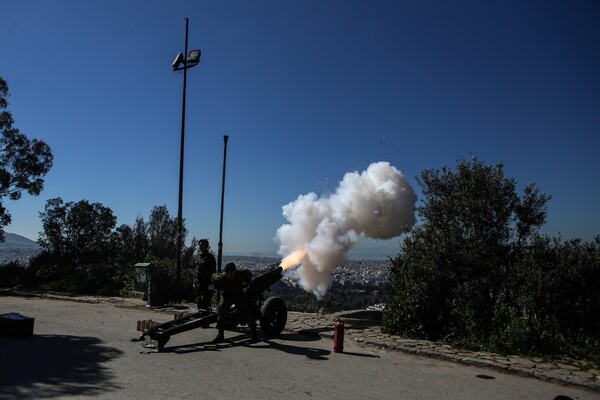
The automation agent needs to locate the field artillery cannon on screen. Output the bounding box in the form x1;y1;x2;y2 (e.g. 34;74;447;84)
132;266;287;351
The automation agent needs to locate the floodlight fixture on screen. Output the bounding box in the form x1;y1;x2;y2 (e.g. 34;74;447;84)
172;52;184;71
187;49;201;66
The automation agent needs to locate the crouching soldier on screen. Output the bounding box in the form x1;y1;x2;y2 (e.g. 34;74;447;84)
211;262;258;343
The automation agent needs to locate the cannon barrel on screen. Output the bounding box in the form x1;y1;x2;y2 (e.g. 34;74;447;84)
246;266;283;300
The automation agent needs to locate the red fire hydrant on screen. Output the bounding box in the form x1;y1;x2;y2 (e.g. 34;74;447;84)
333;318;344;353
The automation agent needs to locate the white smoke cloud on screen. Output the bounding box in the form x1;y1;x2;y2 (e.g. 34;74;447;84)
276;161;417;298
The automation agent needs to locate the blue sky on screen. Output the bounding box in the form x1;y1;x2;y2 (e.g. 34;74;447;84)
1;0;599;259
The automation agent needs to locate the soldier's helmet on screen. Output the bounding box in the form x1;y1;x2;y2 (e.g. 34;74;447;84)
224;263;236;273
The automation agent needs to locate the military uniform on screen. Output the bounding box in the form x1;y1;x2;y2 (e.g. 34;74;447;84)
196;250;216;310
212;267;257;340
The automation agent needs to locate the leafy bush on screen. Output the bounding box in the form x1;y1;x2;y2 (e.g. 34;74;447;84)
145;257;197;303
0;261;33;288
384;158;600;363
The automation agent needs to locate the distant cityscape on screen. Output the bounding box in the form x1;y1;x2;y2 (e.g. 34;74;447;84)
0;234;393;311
223;254;391;287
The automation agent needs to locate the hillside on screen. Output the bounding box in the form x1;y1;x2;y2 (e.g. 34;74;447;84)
0;232;40;264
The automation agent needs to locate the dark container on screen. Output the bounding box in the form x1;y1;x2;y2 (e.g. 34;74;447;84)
0;312;35;337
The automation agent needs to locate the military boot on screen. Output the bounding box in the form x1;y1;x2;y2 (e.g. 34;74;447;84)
212;328;225;343
250;326;259;342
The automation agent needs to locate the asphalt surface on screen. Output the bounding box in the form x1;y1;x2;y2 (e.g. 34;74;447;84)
0;294;598;400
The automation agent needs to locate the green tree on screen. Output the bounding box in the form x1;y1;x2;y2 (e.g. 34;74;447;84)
147;205;181;259
0;77;53;241
32;201;200;300
132;216;150;261
111;224;136;268
123;206;197;302
110;217;152;268
38;197;117;268
384;157;551;344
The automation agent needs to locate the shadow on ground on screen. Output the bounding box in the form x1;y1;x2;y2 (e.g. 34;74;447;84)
155;330;331;360
261;338;331;360
0;334;123;399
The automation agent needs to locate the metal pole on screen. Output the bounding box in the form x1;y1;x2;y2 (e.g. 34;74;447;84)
176;17;189;301
216;135;229;306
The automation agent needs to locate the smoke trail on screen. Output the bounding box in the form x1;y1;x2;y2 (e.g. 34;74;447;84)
276;161;417;298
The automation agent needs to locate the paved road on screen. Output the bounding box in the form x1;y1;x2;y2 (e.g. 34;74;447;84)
0;296;597;400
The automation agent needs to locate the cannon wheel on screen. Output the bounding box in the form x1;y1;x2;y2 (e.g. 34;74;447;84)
259;296;287;337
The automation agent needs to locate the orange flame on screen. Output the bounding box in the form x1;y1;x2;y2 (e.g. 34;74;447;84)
280;249;306;271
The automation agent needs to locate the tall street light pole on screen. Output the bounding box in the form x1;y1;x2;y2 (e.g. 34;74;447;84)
172;17;201;301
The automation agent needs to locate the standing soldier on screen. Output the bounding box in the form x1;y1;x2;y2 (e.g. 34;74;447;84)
211;262;258;343
195;239;216;311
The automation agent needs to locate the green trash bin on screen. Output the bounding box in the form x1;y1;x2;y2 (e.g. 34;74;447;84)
134;263;164;307
133;263;150;299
